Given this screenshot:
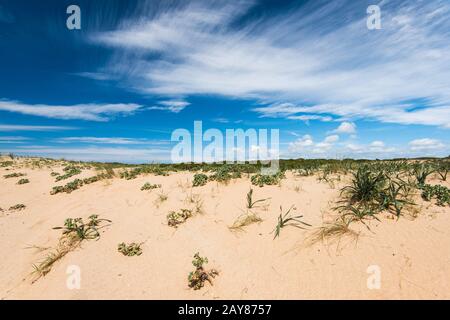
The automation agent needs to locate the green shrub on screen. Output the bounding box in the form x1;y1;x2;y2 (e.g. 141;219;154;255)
251;171;285;187
192;173;208;187
167;209;193;227
421;184;450;206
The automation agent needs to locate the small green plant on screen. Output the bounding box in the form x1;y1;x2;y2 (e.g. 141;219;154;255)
17;178;30;185
167;209;193;227
9;204;26;211
192;173;208;187
272;205;311;239
141;182;161;191
52;214;111;240
118;242;143;256
340;205;380;230
0;161;13;167
33;215;111;279
188;253;218;290
4;172;26;179
50;172;60;177
246;188;269;209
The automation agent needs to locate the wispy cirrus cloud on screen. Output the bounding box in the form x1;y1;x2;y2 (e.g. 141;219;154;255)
89;0;450;128
148;100;190;113
0;124;76;132
0;100;143;121
55;136;170;145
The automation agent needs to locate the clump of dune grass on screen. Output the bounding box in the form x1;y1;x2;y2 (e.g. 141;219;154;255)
9;204;26;211
246;188;269;209
154;189;169;208
167;209;193;228
4;172;26;179
50;171;60;177
307;216;359;246
32;215;111;280
17;178;30;185
184;191;204;214
141;182;161;191
118;242;143;256
272;205;311;239
0;161;13;167
229;210;262;231
412;163;434;187
188;252;218;290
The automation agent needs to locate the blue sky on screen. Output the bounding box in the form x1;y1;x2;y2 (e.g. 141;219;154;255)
0;0;449;163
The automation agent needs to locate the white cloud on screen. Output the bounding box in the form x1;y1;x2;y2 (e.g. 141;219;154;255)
370;141;385;148
333;122;356;134
0;100;143;121
90;0;450;128
0;136;30;143
0;124;76;132
324;135;339;143
55;137;169;145
148;100;190;113
409;138;445;151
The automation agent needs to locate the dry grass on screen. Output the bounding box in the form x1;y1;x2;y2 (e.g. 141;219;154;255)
229;210;262;231
306;216;359;246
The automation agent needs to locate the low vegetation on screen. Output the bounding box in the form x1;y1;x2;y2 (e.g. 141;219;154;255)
55;165;82;182
17;178;30;185
421;184;450;206
167;209;193;227
32;215;111;279
272;205;311;239
118;242;143;256
141;182;161;191
188;253;219;290
9;204;26;211
192;173;208;187
4;172;26;179
251;172;285;187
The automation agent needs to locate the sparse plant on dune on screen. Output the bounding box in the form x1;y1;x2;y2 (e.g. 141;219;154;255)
377;179;415;217
4;172;26;179
229;210;262;231
50;171;60;177
167;209;193;227
339;205;379;230
412;163;434;187
436;161;449;181
32;215;111;279
154;190;168;207
0;161;13;167
188;253;219;290
272;205;311;239
118;242;143;256
192;173;208;187
307;216;359;246
246;188;270;209
17;178;30;185
141;182;161;191
9;204;26;211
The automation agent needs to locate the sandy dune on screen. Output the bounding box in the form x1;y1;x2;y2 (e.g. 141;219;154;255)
1;158;449;299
